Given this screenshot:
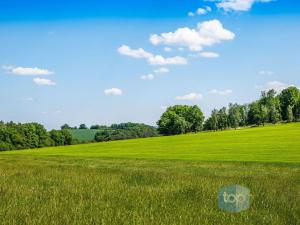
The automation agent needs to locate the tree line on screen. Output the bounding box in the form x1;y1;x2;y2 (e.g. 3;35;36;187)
1;86;299;151
93;123;159;142
0;122;73;151
157;87;300;135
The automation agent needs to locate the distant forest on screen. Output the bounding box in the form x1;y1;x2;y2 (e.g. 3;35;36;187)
1;86;299;151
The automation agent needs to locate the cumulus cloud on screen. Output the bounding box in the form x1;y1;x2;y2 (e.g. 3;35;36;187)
154;67;170;74
149;19;235;52
104;88;122;96
33;78;56;86
141;74;154;80
199;51;220;58
209;89;233;96
2;65;54;76
117;45;152;58
176;93;203;101
216;0;272;12
118;45;187;65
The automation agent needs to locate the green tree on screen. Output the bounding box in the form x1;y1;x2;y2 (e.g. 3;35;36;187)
279;87;300;120
157;105;204;135
260;105;269;126
217;107;228;130
228;103;242;129
79;124;88;129
287;105;294;122
269;105;281;124
61;124;71;130
294;99;300;121
248;102;261;126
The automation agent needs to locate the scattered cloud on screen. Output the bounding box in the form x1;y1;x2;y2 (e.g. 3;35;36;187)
188;6;212;16
2;65;54;76
259;70;274;75
209;89;233;96
118;45;188;65
188;12;195;17
164;47;172;52
148;55;187;65
149;19;235;52
33;78;56;86
104;88;123;96
141;74;154;80
206;6;212;12
258;81;295;93
118;45;152;58
200;51;220;58
197;8;207;15
216;0;272;12
154;67;170;74
176;93;203;101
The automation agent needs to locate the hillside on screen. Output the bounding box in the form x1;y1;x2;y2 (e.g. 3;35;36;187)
3;123;300;163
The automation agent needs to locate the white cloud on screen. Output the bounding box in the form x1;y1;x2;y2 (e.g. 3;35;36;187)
216;0;272;12
260;81;294;93
188;12;195;17
117;45;152;58
200;51;220;58
209;89;233;96
118;45;188;65
176;93;203;101
189;6;212;16
149;19;235;52
259;70;274;75
197;8;207;15
164;47;172;52
2;66;54;76
33;78;56;86
154;67;170;74
104;88;122;96
141;74;154;80
206;6;212;12
148;55;187;65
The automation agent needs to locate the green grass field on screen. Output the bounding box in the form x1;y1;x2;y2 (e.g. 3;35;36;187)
0;123;299;224
68;129;99;142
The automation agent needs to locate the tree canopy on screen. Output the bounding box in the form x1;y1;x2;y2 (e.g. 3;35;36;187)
157;105;205;135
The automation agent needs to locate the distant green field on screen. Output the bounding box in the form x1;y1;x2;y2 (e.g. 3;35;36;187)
4;123;300;163
68;129;98;141
0;123;299;225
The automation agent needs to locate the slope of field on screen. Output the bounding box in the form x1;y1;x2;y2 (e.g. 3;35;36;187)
3;123;300;163
68;129;98;142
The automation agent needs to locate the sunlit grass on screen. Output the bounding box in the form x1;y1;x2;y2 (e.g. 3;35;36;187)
0;123;299;224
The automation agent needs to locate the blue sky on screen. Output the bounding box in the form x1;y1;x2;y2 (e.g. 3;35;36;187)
0;0;300;129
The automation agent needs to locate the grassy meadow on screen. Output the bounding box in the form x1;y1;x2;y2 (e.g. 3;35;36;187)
0;123;299;225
